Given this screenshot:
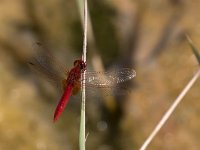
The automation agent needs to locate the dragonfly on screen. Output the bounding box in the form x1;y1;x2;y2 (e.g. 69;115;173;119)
29;43;136;122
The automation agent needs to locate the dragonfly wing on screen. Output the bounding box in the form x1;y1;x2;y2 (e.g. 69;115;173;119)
30;42;68;78
29;58;63;80
28;58;64;91
29;42;68;90
84;68;136;87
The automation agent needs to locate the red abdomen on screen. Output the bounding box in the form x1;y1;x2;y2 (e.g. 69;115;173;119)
53;85;73;122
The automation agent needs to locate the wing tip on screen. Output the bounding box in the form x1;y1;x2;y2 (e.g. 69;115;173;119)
28;62;34;66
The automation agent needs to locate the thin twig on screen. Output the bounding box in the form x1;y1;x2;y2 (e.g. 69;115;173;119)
79;0;87;150
140;69;200;150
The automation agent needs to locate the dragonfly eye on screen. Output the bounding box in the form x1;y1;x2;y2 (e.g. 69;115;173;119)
74;60;86;70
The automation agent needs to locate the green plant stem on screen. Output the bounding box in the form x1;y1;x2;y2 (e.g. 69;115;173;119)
79;0;87;150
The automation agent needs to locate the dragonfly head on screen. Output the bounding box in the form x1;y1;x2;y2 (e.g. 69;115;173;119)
74;59;86;70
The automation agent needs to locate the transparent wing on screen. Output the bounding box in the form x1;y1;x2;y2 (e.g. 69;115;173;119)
28;43;67;88
84;68;136;88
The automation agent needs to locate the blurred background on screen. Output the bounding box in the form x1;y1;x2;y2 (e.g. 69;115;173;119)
1;0;200;150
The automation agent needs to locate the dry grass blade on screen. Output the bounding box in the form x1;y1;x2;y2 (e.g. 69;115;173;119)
186;34;200;65
140;68;200;150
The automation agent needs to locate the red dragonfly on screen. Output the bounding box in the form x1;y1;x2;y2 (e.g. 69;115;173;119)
29;43;136;122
